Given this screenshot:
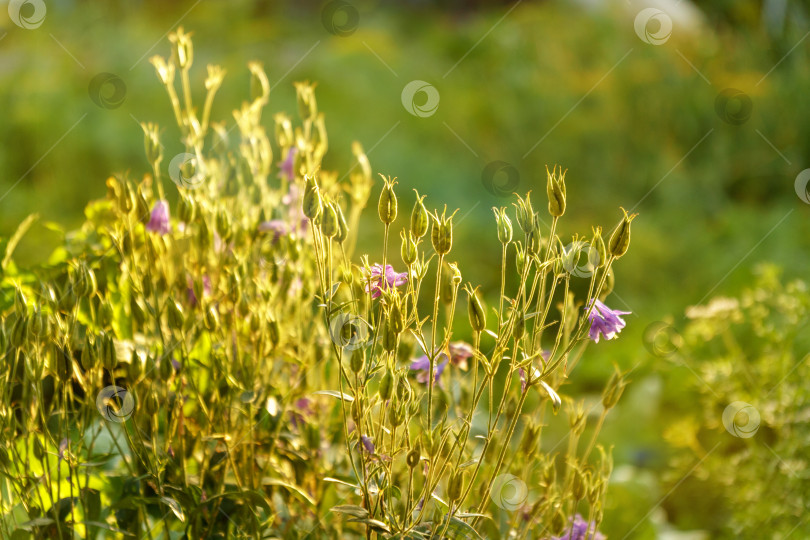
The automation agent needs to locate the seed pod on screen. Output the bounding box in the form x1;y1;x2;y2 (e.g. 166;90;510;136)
388;404;404;426
81;335;98;371
448;470;465;502
389;299;405;335
128;350;145;381
131;298;146;328
528;214;543;257
466;286;487;333
320;201;339;238
178;193;196;223
406;443;421;468
400;230;417;266
10;315;28;349
512;310;525;341
101;333;117;371
513;193;535;235
572;468;587;500
378;175;398;225
493;207;513;245
204;304;220;332
379;368;394;401
99;300;114;328
350;348;364;373
268;317;280;348
608;208;637;259
602;366;626;410
546;165;566;217
302;176;323;222
167;299;185;330
145;391;160;416
294;81;317;121
551;509;566;535
198;217;213;251
410;191;429;238
159;355;173;381
54;345;72;382
382;321;398;353
334;203;349;244
592;227;606;268
216;209;232;240
430;207;455;255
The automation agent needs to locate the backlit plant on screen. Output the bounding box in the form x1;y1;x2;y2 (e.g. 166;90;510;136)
0;29;636;539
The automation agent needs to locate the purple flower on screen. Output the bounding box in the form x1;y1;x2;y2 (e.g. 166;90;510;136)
361;435;374;454
586;299;631;343
410;354;449;387
146;200;171;235
278;147;297;180
448;341;474;370
290;397;313;429
365;264;408;299
58;438;68;463
550;514;604;540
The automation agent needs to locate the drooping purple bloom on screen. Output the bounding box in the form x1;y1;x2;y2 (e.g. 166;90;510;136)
278;147;298;180
361;435;375;454
365;264;408;299
410;354;449;387
448;341;474;370
585;299;631;343
146;200;171;235
550;514;605;540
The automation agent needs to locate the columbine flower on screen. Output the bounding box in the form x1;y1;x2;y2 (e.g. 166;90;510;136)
586;299;631;343
448;341;474;370
278;147;297;180
365;264;408;299
410;354;449;387
361;435;375;454
550;514;605;540
146;200;171;235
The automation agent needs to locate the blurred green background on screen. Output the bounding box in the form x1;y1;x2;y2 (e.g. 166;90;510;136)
2;0;810;537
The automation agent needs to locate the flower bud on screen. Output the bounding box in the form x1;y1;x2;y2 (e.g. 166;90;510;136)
160;356;174;381
216;209;232;241
389;298;405;335
388;404;405;426
378;175;398;225
515;242;526;276
493;207;513;245
178;193;196;223
608;208;637;259
466;285;486;333
54;345;72;382
382;321;398;353
268;317;280;348
81;335;98;371
128;350;145;381
410;191;429;238
512;310;525;341
572;468;588;500
100;333;117;371
198;217;213;251
546;165;567;217
592;226;607;268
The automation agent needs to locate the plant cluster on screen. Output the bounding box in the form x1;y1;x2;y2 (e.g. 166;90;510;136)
0;29;636;539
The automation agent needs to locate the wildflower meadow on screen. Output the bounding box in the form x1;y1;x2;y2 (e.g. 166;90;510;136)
1;2;809;539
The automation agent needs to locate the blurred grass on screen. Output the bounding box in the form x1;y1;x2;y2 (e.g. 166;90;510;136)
2;0;810;537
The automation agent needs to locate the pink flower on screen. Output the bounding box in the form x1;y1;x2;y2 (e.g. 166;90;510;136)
146;200;171;235
364;264;408;299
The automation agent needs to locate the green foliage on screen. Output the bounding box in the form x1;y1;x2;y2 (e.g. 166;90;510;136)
661;264;810;538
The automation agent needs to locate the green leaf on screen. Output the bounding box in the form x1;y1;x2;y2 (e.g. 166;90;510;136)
323;477;360;490
261;478;316;506
160;496;185;522
330;505;368;518
2;213;38;270
346;518;391;533
313;390;354;402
